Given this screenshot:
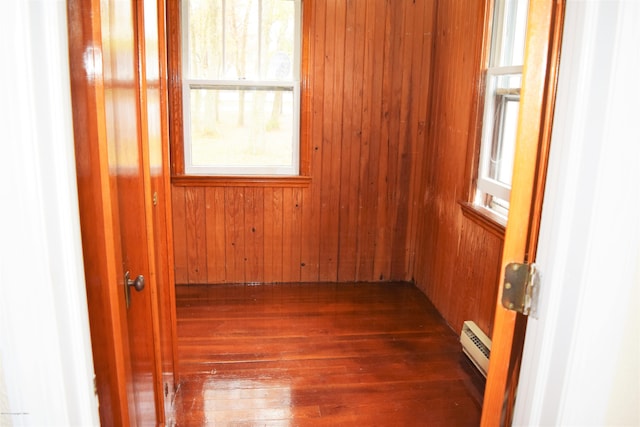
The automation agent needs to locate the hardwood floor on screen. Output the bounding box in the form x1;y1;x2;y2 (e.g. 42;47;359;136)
173;282;484;426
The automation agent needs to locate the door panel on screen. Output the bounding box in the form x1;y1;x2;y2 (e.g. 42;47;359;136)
141;0;180;415
102;0;160;423
68;0;164;424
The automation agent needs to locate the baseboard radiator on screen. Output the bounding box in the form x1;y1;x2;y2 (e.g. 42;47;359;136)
460;320;492;377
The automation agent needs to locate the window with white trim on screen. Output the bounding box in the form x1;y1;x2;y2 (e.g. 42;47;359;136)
475;0;529;218
182;0;301;176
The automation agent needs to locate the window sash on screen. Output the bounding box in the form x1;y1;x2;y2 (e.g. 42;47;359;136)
181;0;301;176
476;65;522;213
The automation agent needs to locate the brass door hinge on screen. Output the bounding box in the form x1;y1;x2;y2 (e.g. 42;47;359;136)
502;263;539;317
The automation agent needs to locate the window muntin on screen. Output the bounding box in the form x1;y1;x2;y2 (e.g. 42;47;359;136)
475;0;529;219
182;0;301;176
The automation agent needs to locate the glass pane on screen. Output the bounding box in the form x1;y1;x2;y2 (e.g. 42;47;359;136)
187;0;223;79
489;0;529;67
491;97;518;186
480;72;521;189
187;0;295;81
188;87;294;167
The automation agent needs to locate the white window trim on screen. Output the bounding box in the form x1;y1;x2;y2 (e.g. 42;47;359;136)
476;63;523;214
181;0;302;176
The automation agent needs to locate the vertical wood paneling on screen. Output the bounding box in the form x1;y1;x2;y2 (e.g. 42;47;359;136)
410;0;503;337
290;188;303;281
282;188;294;282
271;188;284;282
281;187;303;283
450;218;503;335
406;0;435;280
244;187;264;283
172;0;437;286
300;0;326;283
224;188;245;283
390;0;422;279
262;188;276;282
318;0;340;281
171;186;188;284
205;187;226;283
185;187;207;283
355;0;380;281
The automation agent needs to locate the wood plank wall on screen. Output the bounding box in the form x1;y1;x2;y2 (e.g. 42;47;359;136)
171;0;504;338
172;0;436;285
411;0;504;337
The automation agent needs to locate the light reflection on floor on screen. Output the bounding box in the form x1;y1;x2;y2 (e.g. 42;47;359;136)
202;379;292;425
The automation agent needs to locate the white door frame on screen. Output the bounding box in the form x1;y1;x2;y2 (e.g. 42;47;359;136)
514;1;640;425
0;2;99;425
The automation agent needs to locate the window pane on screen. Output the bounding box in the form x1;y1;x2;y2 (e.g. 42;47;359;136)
491;97;518;186
187;0;295;81
480;71;521;188
188;87;295;168
489;0;529;67
187;0;223;79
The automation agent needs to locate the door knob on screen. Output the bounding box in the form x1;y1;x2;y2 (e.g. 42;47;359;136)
126;272;145;291
124;271;145;309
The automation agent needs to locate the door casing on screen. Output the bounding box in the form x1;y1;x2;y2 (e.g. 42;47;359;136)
481;0;565;425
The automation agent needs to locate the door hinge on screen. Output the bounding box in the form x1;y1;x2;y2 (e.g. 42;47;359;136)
502;262;539;317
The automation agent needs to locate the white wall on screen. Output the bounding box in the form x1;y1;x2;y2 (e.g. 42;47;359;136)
0;1;99;426
514;1;640;425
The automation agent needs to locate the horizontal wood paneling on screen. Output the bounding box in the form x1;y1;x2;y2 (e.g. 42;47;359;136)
410;0;503;337
172;0;436;285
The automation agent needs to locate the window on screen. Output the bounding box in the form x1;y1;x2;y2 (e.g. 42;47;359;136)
181;0;301;176
475;0;529;219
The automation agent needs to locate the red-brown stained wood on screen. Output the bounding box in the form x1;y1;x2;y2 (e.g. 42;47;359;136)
244;187;264;283
171;186;188;284
170;0;437;286
173;282;484;425
391;0;422;280
373;0;395;282
224;188;245;283
411;0;502;338
336;0;365;282
205;187;226;284
281;188;294;282
290;188;303;282
299;0;326;283
185;187;207;283
317;0;339;282
167;0;500;351
262;187;276;283
145;0;178;411
354;0;378;282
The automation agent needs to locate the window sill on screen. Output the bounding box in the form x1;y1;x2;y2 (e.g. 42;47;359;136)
459;201;506;239
171;175;312;188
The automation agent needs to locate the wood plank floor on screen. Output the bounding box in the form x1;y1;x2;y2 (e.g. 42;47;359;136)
173;282;485;426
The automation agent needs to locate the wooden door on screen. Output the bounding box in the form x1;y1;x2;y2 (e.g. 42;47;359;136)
67;0;164;424
481;0;565;425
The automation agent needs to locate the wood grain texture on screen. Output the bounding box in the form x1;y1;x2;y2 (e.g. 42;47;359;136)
410;0;504;338
481;1;565;424
146;0;179;414
174;282;484;426
169;0;503;349
68;0;174;423
67;1;130;422
170;0;436;286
